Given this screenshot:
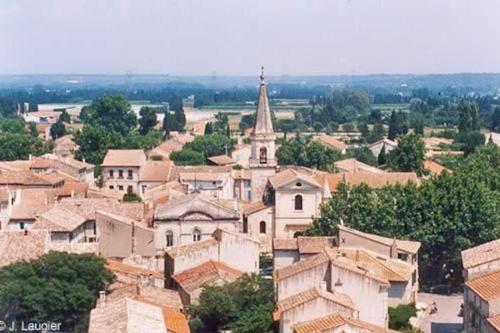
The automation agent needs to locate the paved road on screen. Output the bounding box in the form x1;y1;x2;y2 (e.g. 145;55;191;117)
417;293;463;333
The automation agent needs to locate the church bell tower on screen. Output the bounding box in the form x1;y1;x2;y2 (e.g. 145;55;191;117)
249;67;277;201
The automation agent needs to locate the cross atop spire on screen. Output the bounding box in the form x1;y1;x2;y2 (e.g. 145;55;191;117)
260;66;265;83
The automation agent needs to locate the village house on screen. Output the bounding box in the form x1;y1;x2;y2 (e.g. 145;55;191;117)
53;134;78;157
101;149;147;196
232;168;252;201
463;270;500;333
164;228;260;304
293;314;400;333
273;236;336;270
312;134;348;154
277;287;356;333
368;138;397;158
333;158;385;174
138;160;173;198
153;192;240;249
337;225;420;304
0;229;51;267
42;153;95;184
461;238;500;281
231;143;251;168
274;248;390;328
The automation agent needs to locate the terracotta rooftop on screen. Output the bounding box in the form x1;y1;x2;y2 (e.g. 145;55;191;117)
170;165;232;181
268;168;322;189
321;171;419;192
59;198;145;221
338;224;421;254
231;169;252;180
334;158;385;174
178;172;227;182
0;170;65;187
9;188;57;220
488;315;500;332
139;160;173;182
297;236;336;254
172;260;243;292
466;270;500;302
30;157;54;169
106;282;183;310
274;252;330;281
207;155;235;166
293;314;400;333
166;238;219;258
424;160;449;175
277;287;355;313
32;206;86;232
0;230;51;267
461;238;500;269
338;248;413;282
273;238;299;251
106;259;164;280
326;248;390;286
101;149;146;167
242;200;269;215
313;135;347;151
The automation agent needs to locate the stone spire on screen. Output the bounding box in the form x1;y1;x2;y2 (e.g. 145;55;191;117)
252;66;274;136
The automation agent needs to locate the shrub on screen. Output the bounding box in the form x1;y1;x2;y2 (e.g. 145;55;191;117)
389;304;417;330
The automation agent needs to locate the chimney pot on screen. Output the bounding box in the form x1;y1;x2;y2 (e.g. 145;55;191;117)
99;291;106;306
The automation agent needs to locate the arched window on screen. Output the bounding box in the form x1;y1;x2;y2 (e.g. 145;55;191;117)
259;221;266;234
294;194;303;211
293;231;303;238
259;147;267;164
193;228;201;242
165;230;174;247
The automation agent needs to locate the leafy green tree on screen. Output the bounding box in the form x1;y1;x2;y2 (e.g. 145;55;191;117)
387;134;426;175
59;110;71;123
342;122;356;132
74;125;113;165
411;113;425;135
0;132;47;160
0;117;26;134
204;122;213;135
83;96;137;135
174;108;186;132
377;145;387;165
213;113;229;135
458;100;480;133
239;114;255;131
170;149;205;165
350;147;377;166
50;119;67;140
163;110;175;135
277;136;342;171
138;107;158;135
27;122;39;137
370;123;386;143
188;274;274;333
0;251;114;332
167;95;183;112
490;106;500;132
186;134;235;158
388;110;409;140
454;131;486;156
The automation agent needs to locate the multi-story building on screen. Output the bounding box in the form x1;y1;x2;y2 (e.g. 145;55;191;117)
101;149;146;196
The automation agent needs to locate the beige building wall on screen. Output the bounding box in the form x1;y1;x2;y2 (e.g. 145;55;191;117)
280;297;353;333
464;260;500;281
276;263;329;301
216;230;260;273
273;250;299;271
245;206;273;252
274;184;323;238
330;265;388;328
102;166;141;196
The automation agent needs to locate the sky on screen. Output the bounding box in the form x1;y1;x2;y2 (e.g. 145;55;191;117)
1;0;499;76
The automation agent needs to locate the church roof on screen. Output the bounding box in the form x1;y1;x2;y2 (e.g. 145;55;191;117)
154;193;239;221
251;68;274;136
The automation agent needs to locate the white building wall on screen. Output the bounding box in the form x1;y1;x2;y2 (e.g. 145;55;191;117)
273;250;299;271
330;265;388;327
276;263;328;301
217;231;260;273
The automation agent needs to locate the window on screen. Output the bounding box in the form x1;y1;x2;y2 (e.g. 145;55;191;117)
109;185;114;190
127;185;133;194
128;170;133;179
118;185;124;191
142;185;147;194
259;221;266;234
296;182;302;187
294;194;303;210
243;217;248;233
398;253;409;261
259;146;267;164
118;170;123;178
109;170;114;178
166;230;174;247
19;222;25;230
193;228;201;242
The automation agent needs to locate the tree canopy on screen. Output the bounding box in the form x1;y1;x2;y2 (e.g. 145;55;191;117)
306;145;500;286
387;134;426;175
0;251;114;332
277;136;342;171
188;274;275;333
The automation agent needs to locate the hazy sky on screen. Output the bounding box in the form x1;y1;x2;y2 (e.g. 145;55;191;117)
1;0;499;75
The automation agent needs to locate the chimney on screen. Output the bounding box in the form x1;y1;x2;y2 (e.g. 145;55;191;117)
99;291;106;307
82;158;86;164
71;190;74;198
135;280;141;296
29;154;32;161
24;229;28;236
